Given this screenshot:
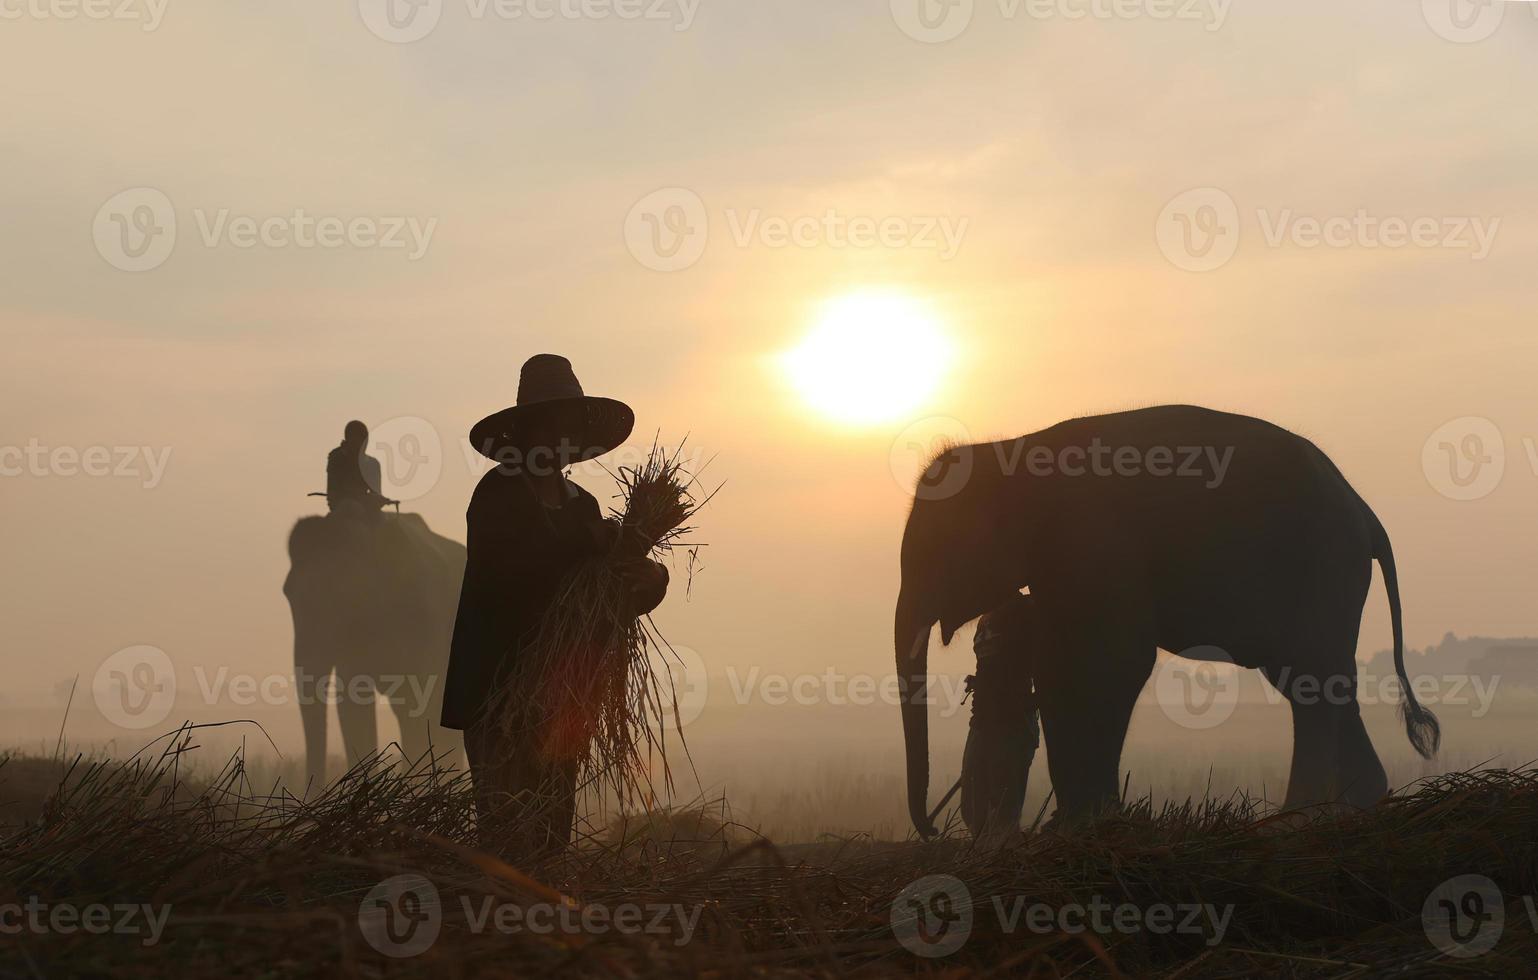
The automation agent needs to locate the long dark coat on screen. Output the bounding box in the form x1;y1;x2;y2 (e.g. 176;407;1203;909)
440;468;606;731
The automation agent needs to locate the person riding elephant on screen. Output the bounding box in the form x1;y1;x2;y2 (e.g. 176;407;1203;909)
326;420;389;519
442;354;668;857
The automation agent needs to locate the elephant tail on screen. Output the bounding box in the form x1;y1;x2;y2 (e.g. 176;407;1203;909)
1371;513;1440;759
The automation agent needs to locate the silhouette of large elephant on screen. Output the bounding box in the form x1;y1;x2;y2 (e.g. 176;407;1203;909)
896;405;1440;838
283;513;467;787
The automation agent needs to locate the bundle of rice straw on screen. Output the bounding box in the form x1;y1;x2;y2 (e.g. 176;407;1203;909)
488;441;709;801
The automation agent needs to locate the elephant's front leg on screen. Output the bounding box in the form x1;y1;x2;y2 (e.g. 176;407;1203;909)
290;614;333;791
1036;626;1155;822
295;665;331;790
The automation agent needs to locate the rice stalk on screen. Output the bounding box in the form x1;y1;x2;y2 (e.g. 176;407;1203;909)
488;440;713;805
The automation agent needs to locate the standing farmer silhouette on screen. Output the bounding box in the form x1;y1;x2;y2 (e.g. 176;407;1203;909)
442;354;667;856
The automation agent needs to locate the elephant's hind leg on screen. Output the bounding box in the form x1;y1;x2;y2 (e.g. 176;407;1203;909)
389;696;465;773
1266;666;1387;811
1335;703;1389;807
1268;546;1388;812
335;669;381;769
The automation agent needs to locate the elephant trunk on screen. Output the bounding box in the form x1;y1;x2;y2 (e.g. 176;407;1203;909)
896;590;937;838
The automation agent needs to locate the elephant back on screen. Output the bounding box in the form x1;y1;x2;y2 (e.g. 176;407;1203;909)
285;512;466;677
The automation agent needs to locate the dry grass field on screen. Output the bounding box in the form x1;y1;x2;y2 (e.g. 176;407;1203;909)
3;723;1536;978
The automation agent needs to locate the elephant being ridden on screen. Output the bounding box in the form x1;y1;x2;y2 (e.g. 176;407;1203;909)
283;512;467;787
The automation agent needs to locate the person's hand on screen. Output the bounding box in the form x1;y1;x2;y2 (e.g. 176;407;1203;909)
586;518;622;554
620;559;669;617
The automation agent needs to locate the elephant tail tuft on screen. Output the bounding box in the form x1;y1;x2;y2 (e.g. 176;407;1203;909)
1371;512;1440;759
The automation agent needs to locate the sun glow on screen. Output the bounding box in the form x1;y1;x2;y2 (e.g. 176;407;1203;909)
781;291;954;426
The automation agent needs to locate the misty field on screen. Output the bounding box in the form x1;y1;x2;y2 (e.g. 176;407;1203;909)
3;736;1537;978
4;682;1538;976
5;638;1536;975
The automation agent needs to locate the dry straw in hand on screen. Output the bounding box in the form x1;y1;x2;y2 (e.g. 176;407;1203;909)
490;440;712;802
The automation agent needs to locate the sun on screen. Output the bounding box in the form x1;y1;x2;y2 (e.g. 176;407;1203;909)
781;291;954;426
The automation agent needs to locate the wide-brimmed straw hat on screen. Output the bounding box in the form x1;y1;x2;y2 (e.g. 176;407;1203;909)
469;354;634;462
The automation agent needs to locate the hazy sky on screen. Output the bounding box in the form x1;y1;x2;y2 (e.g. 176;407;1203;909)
5;1;1538;744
